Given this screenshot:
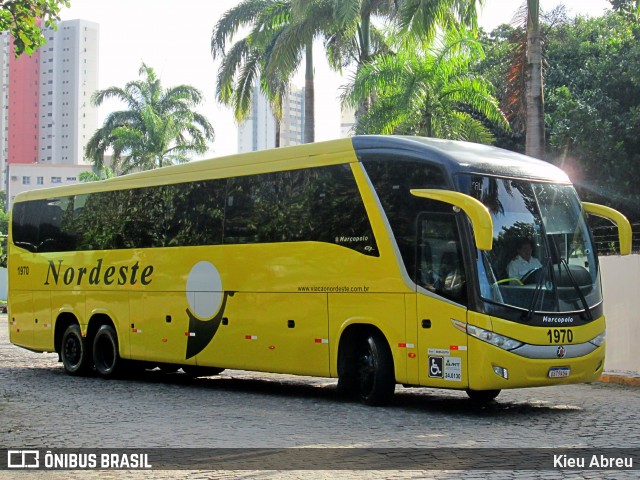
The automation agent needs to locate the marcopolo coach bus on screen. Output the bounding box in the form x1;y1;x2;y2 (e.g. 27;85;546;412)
8;136;632;406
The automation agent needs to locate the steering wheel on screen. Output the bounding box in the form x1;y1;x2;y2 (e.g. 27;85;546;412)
521;267;543;285
494;277;524;286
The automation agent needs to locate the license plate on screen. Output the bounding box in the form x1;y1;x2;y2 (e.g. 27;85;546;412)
548;367;570;378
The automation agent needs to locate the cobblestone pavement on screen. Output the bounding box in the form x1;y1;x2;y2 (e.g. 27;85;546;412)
1;314;638;479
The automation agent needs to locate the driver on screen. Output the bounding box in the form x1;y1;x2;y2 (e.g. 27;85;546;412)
507;238;542;280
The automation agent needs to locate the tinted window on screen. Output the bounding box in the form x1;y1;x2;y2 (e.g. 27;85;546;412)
223;165;378;255
363;157;448;279
417;213;467;304
165;180;225;247
12;165;378;256
12;201;43;252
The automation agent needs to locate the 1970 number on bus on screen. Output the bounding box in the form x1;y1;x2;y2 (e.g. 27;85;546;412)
547;328;573;344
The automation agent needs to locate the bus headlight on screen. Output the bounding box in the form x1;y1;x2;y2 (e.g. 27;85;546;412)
467;325;523;351
588;332;605;347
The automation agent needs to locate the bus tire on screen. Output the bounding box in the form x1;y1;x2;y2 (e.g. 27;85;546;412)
93;325;122;378
354;332;395;406
466;389;501;402
182;366;224;378
60;324;93;376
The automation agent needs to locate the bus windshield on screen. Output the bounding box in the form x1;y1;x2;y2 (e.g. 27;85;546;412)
463;175;601;314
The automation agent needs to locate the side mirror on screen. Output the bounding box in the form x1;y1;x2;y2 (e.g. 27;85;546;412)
582;202;632;255
410;189;493;251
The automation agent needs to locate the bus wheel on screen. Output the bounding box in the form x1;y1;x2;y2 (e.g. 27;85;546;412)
354;332;395;406
93;325;122;378
60;324;93;376
466;389;501;402
182;366;224;378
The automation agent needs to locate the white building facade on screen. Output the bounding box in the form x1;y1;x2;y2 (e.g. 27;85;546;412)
38;19;99;166
238;84;305;153
0;19;99;207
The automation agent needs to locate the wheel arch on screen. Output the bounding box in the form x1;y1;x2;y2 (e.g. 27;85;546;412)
336;323;395;380
86;313;121;356
54;312;80;356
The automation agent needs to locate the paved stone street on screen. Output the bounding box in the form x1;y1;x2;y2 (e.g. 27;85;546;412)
1;314;638;479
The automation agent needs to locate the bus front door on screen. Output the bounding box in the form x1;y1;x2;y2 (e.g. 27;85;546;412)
415;212;469;388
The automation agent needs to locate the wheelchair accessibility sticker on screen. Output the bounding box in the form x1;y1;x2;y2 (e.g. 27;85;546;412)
428;356;444;378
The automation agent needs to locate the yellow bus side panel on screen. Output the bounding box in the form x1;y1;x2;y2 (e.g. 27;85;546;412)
328;293;408;384
8;291;33;349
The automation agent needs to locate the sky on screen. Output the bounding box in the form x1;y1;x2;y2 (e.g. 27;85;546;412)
58;0;612;159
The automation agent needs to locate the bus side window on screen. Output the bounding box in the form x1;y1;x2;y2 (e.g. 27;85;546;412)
12;201;43;252
417;213;467;305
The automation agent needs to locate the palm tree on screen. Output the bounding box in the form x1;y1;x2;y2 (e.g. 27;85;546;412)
325;0;481;119
212;0;297;146
85;63;214;174
281;0;335;143
396;0;483;41
525;0;544;159
321;0;396;118
212;0;335;144
501;1;545;159
344;28;509;142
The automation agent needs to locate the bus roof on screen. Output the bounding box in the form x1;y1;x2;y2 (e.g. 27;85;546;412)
13;135;570;203
352;136;571;183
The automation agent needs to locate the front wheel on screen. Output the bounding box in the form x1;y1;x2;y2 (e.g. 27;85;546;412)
93;325;123;378
348;332;395;406
466;389;501;402
60;324;93;376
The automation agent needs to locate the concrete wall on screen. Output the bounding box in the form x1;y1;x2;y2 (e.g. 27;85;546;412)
0;267;6;301
600;254;640;373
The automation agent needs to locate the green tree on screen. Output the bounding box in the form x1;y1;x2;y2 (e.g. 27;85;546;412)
543;9;640;222
343;28;508;142
212;0;299;146
85;63;214;174
0;0;69;56
322;0;397;117
396;0;482;40
79;166;116;182
212;0;335;144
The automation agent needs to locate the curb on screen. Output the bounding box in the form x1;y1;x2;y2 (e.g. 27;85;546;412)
599;372;640;387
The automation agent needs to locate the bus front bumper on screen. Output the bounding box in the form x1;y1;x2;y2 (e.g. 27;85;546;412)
467;337;605;390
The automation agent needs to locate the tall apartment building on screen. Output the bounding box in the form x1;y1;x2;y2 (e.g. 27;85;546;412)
340;106;356;138
238;84;305;153
0;19;99;205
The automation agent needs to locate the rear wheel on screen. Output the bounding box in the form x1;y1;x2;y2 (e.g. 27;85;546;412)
93;325;122;378
60;324;93;376
466;389;501;402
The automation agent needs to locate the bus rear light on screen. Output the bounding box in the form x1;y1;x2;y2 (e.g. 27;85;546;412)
492;365;509;379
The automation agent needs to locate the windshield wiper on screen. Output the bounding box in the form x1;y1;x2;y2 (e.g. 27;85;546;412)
522;256;552;323
559;259;593;322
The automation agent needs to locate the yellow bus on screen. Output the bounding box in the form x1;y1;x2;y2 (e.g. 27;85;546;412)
8;136;632;406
